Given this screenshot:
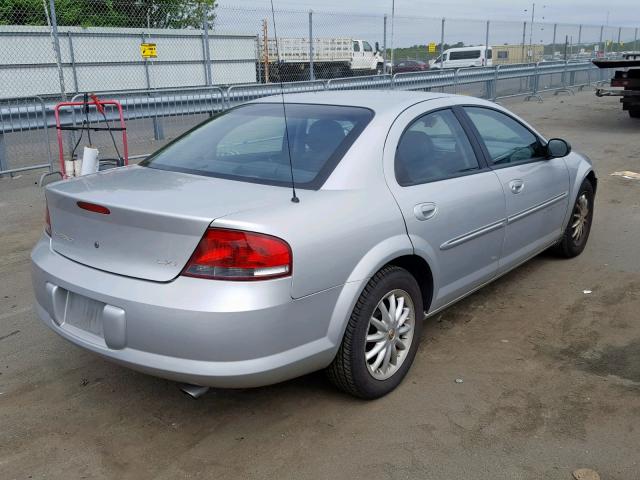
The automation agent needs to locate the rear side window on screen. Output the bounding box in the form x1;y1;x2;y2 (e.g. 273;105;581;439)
464;107;545;166
142;103;373;189
353;41;360;52
395;109;480;186
450;50;481;60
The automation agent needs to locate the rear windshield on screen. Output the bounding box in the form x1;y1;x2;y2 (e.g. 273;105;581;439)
141;103;373;189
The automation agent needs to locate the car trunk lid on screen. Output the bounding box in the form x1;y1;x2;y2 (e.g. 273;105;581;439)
46;166;290;282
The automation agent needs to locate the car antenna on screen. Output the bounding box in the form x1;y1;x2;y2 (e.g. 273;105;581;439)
269;0;299;203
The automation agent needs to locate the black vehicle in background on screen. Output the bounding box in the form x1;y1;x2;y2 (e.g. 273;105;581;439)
594;53;640;119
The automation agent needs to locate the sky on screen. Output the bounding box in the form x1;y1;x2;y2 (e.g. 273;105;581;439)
215;1;640;48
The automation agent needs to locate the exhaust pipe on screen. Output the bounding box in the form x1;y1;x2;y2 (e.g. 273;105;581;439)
178;383;210;399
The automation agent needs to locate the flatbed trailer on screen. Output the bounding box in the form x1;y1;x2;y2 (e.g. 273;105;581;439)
260;37;384;82
593;53;640;118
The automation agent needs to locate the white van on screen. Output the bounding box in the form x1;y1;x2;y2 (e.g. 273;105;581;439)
430;46;492;69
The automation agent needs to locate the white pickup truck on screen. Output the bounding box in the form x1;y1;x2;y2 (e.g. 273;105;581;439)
262;38;384;81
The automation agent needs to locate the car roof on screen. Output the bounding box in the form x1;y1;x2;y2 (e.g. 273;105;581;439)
250;90;470;116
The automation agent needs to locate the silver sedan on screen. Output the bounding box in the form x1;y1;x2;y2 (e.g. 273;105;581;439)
31;91;596;398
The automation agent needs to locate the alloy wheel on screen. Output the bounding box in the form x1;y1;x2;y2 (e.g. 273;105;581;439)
364;289;415;381
571;193;589;243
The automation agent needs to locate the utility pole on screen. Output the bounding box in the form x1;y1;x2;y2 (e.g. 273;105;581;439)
47;0;66;100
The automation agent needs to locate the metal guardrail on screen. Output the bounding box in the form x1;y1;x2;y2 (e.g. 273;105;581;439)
0;61;611;177
227;81;326;108
0;95;53;176
392;69;457;91
327;74;393;90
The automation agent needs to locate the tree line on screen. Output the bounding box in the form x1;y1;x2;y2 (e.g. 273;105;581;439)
0;0;215;29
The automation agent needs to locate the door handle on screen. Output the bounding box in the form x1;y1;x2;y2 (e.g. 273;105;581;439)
414;202;437;221
509;179;525;194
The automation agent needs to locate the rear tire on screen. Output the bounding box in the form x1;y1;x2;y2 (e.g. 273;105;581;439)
552;179;594;258
629;109;640;119
326;265;423;399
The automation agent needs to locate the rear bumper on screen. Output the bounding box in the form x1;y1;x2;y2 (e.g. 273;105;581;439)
31;236;358;388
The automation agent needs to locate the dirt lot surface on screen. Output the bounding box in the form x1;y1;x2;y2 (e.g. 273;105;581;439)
1;90;639;479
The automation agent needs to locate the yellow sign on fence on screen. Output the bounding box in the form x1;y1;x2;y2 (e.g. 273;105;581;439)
428;42;437;53
140;43;157;58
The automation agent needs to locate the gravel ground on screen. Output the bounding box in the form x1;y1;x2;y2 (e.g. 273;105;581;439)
1;89;639;480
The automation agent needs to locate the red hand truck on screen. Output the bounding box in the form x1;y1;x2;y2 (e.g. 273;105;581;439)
54;94;129;179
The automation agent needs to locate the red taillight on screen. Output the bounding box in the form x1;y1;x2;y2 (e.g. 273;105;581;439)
77;201;110;215
45;203;51;236
182;228;292;281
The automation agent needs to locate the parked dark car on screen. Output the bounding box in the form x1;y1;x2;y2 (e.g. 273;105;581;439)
393;60;429;73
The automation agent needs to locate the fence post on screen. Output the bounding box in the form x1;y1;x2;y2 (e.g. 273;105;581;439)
599;25;604;55
142;32;163;140
635;28;639;51
67;32;79;93
48;0;67;101
308;10;315;81
485;20;490;53
383;15;387;74
453;68;459;94
525;62;542;102
551;23;557;57
142;32;152;89
439;18;445;69
202;9;213;86
492;64;500;101
577;25;582;48
0;133;7;177
617;27;622;48
390;2;395;68
521;21;527;62
484;20;491;97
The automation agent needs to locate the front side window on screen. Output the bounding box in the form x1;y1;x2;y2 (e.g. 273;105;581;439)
464;107;545;166
395;109;480;186
486;49;493;59
142;103;373;189
363;41;373;52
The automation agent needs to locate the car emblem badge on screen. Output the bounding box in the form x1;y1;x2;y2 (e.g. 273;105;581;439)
156;259;178;267
53;231;74;243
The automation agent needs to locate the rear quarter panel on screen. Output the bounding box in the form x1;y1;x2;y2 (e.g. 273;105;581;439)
211;117;412;300
213;187;410;300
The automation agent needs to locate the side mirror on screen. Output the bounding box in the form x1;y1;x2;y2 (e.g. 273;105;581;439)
546;138;571;158
375;41;380;53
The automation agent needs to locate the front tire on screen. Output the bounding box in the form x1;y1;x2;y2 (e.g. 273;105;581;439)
326;265;423;399
553;179;594;258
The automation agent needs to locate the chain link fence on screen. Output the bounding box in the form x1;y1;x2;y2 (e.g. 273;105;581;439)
1;1;638;98
0;1;636;176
